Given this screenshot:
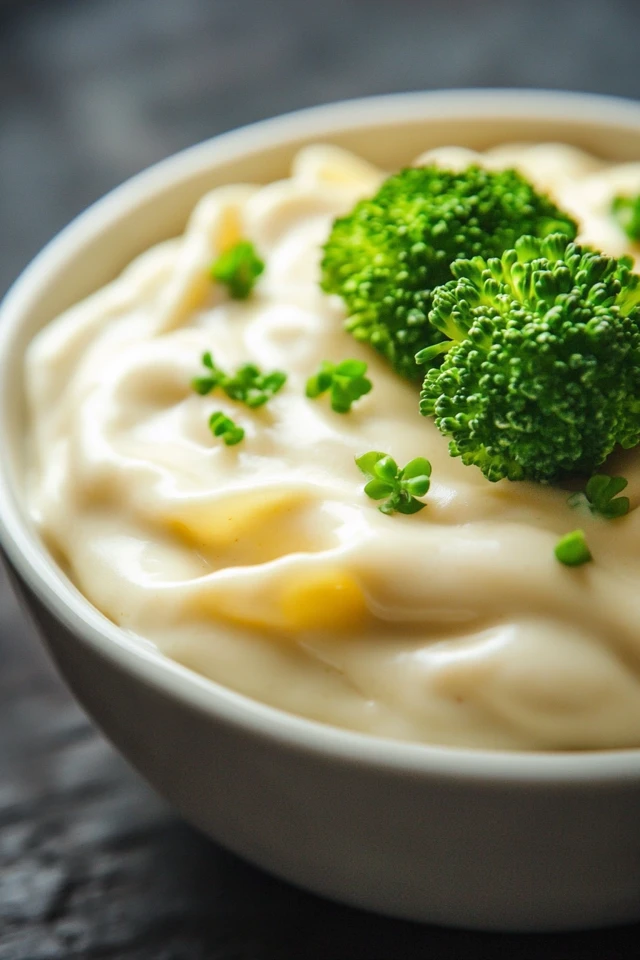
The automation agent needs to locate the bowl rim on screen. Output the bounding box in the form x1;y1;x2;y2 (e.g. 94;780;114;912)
3;87;640;783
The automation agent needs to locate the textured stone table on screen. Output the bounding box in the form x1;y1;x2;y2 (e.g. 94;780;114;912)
3;1;640;956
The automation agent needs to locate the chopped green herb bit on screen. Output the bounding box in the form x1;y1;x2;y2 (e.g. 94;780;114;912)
192;353;287;408
555;529;592;567
224;364;287;408
210;240;265;299
612;194;640;243
356;451;431;516
306;359;372;413
209;411;244;446
568;473;630;519
192;351;225;395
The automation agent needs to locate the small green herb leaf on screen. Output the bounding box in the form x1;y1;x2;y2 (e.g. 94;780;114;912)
355;451;386;476
305;363;334;399
590;474;628;502
192;353;287;408
208;411;245;446
555;529;592;567
374;455;399;484
568;473;630;519
401;457;432;493
210;241;265;299
305;359;372;413
356;450;432;516
612;194;640;243
192;376;216;395
395;494;426;515
191;351;225;394
404;476;431;498
334;359;368;378
363;478;395;499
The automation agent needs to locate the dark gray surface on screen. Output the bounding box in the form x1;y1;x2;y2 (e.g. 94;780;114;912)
2;1;640;956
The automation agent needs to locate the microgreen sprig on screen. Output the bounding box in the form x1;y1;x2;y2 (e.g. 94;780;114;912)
208;411;244;446
210;240;265;299
306;359;372;413
193;352;225;395
612;194;640;244
355;451;432;516
568;474;630;519
555;529;592;567
224;364;287;408
193;352;287;408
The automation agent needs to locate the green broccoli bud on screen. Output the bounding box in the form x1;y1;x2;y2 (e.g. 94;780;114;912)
210;240;264;299
567;474;630;519
612;194;640;244
306;359;372;413
321;165;576;381
355;451;431;516
209;411;245;446
418;234;640;483
555;529;592;567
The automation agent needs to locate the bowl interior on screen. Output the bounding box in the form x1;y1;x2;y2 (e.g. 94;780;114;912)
3;89;640;773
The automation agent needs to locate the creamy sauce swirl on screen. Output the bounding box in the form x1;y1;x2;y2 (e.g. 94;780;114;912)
26;142;640;750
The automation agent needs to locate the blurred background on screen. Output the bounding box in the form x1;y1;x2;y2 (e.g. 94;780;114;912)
2;1;640;957
4;0;640;295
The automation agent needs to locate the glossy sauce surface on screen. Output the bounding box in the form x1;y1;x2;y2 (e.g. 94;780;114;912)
26;143;640;750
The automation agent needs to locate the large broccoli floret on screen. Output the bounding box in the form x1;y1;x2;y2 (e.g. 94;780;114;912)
418;234;640;482
321;165;577;381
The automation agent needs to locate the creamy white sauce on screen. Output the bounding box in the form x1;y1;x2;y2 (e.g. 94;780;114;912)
26;142;640;751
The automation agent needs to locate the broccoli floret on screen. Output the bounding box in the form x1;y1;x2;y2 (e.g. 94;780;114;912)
321;165;577;381
418;234;640;483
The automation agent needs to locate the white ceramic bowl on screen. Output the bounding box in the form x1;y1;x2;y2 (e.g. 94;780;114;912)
3;90;640;933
